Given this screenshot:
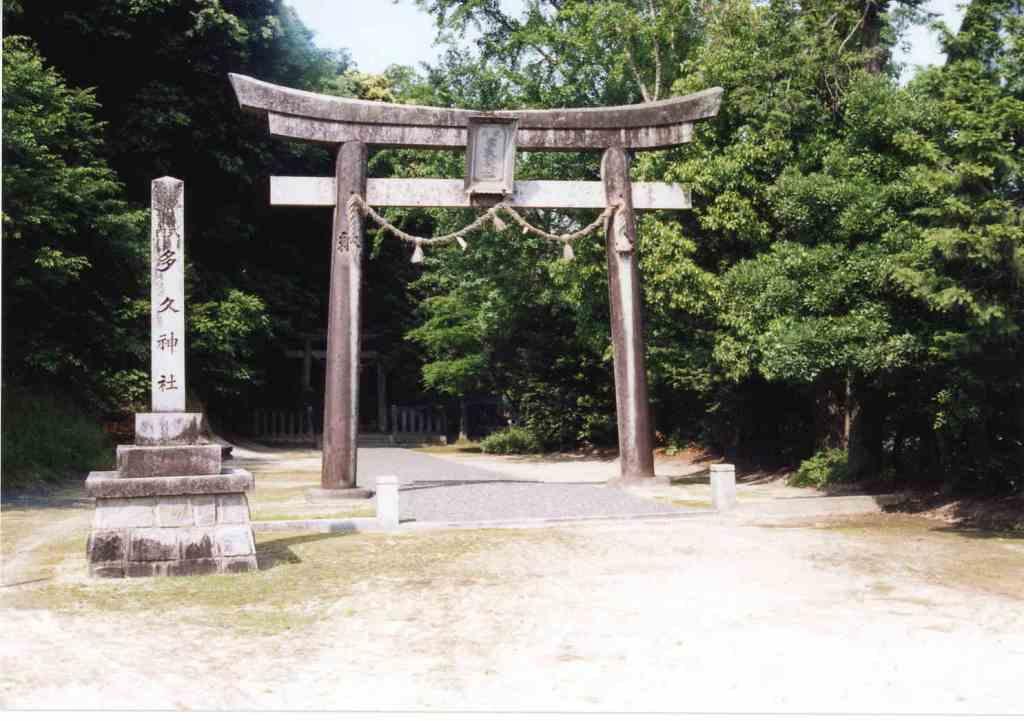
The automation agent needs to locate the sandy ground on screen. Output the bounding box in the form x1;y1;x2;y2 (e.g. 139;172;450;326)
2;449;1022;712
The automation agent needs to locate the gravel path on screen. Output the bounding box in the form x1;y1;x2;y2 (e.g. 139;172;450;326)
354;448;688;523
398;482;687;523
355;448;523;486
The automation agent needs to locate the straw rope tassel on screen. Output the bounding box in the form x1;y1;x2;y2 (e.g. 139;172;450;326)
613;211;632;253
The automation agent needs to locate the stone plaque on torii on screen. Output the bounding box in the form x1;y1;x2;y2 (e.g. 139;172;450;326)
230;74;722;493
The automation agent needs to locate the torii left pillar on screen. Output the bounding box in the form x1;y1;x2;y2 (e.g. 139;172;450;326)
312;142;373;499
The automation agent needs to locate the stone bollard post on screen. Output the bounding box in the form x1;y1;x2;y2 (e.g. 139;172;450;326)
376;475;400;530
710;463;737;512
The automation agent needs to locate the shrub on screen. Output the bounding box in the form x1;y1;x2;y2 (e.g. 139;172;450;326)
480;426;543;455
789;448;851;488
2;386;114;489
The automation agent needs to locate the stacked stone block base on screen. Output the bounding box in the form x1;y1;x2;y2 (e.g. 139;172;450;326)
87;487;257;578
86;412;257;578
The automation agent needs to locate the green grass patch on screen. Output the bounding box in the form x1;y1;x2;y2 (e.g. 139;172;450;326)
416;443;483;455
250;508;375;521
1;521;90;584
4;528;569;636
2;505;74;552
667;498;712;508
789;449;850;488
670;473;710;486
246;485;316;504
480;427;542;455
2;386;114;489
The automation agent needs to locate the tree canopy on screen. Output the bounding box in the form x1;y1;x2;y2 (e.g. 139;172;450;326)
3;0;1021;493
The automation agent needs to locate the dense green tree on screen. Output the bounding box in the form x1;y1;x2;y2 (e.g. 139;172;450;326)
417;0;702;104
4;0;349;415
399;1;715;444
659;0;1021;487
894;0;1024;489
4;0;1019;493
408;0;1021;492
2;36;147;411
376;47;623;446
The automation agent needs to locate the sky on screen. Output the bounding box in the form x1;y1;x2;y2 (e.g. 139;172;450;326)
287;0;967;80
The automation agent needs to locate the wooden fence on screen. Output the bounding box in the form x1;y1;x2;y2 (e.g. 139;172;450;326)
251;409;316;444
250;404;447;444
390;404;446;436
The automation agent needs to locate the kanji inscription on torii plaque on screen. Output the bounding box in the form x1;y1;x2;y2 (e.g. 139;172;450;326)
151;176;186;412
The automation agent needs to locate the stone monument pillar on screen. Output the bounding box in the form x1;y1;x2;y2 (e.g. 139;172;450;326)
84;177;258;578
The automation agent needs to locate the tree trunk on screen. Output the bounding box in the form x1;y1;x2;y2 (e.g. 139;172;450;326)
813;373;847;451
458;398;469;442
847;375;885;480
890;422;905;478
861;1;888;75
1016;380;1024;485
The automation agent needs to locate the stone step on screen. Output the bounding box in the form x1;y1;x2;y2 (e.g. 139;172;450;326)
245;434;447;448
360;434;447;448
371;433;448;448
86;468;253;498
359;434;394;448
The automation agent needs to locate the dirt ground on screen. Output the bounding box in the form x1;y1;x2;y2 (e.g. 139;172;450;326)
2;449;1022;712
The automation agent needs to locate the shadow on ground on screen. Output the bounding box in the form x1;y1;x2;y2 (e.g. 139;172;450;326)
1;493;92;510
255;531;358;571
401;479;542;491
930;525;1024;540
885;494;1024;534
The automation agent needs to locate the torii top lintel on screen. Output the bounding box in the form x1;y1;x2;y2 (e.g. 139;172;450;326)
229;74;722;152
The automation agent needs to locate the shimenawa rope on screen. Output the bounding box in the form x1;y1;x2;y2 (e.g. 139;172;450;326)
347;194;625;263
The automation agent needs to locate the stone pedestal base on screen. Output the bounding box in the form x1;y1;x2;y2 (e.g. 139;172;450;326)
606;475;672;487
85;424;258;578
305;487;374;502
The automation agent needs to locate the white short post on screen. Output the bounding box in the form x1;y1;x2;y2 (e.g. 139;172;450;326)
710;463;737;512
376;475;400;530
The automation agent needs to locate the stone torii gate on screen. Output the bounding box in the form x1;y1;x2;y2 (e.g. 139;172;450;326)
230;74;722;494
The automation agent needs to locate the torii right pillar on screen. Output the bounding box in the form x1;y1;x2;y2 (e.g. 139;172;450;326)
602;147;658;483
